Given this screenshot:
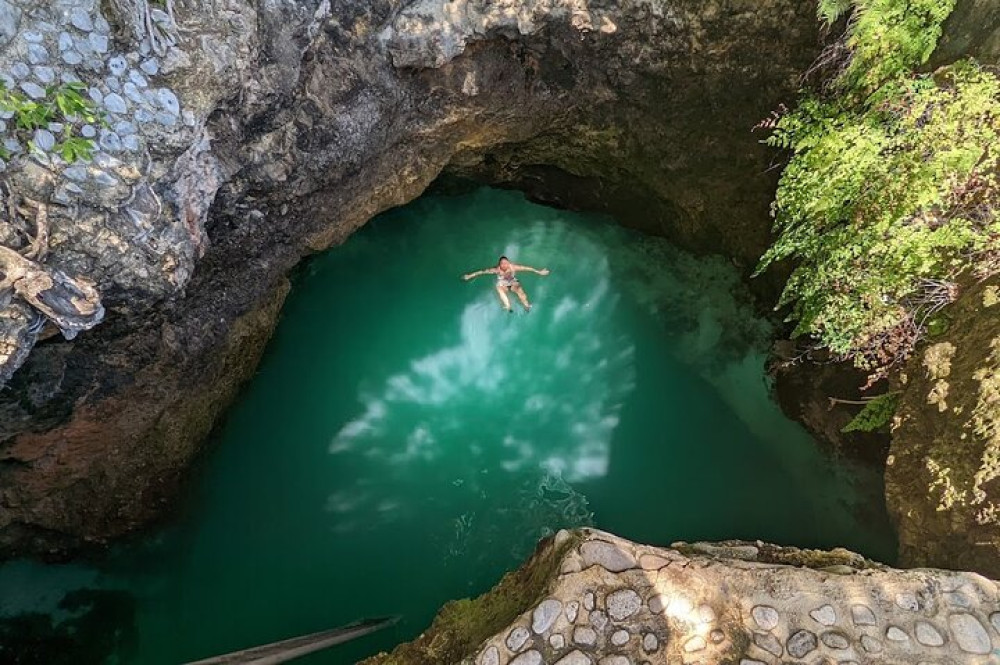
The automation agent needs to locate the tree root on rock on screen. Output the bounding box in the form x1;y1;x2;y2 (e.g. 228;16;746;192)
20;198;49;261
0;246;104;340
104;0;180;55
0;200;104;385
0;302;38;386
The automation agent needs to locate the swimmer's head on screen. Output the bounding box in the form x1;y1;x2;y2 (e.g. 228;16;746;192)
498;256;511;269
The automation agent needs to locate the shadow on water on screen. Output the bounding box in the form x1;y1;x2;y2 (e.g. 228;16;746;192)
0;588;137;665
0;188;896;664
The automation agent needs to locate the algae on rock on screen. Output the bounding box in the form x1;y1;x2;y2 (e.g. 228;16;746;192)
887;278;1000;578
362;532;580;665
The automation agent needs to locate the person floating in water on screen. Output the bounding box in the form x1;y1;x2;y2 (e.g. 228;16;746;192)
463;256;550;312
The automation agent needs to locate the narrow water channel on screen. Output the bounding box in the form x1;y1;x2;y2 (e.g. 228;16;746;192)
0;188;896;664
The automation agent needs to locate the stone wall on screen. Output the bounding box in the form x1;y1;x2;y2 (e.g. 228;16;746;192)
0;0;256;384
0;0;266;555
365;529;1000;665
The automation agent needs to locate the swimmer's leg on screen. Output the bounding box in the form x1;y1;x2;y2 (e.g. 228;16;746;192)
495;284;512;311
512;284;531;311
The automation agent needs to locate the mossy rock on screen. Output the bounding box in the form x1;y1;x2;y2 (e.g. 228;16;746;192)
361;531;579;665
887;277;1000;578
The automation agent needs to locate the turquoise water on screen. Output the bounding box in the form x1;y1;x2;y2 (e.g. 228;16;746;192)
0;188;896;664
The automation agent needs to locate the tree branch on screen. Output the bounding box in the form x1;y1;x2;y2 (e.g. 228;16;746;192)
0;245;104;340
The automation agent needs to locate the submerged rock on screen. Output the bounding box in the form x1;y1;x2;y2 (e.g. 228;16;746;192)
362;529;1000;665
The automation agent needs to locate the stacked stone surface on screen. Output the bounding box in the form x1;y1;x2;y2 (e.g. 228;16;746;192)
464;530;1000;665
0;0;255;385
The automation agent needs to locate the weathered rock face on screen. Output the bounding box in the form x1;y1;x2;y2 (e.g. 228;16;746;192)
886;278;1000;580
0;0;264;555
771;344;891;465
0;0;821;556
931;0;1000;67
363;529;1000;665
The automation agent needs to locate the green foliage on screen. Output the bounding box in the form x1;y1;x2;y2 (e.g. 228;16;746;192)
842;392;900;432
364;534;578;665
758;0;1000;375
836;0;957;95
0;81;104;162
818;0;852;24
58;136;98;163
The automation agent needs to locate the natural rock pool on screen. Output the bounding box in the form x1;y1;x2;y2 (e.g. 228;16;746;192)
0;189;896;664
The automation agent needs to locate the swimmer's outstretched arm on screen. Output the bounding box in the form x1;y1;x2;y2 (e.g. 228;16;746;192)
462;267;499;281
512;263;551;276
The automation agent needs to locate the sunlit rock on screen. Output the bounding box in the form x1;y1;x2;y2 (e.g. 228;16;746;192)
362;529;1000;665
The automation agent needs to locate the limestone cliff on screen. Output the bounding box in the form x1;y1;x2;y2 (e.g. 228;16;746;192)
364;529;1000;665
886;278;1000;580
0;0;820;556
878;0;1000;582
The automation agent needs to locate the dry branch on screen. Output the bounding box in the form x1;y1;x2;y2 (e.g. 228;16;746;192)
0;246;104;339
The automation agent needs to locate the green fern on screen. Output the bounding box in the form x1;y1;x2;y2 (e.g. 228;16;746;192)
757;0;999;374
818;0;853;23
839;0;957;95
843;393;900;432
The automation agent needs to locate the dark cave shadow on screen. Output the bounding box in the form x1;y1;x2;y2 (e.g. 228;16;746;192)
0;588;138;665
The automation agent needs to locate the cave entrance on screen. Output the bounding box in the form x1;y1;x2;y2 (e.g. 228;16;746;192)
0;187;896;664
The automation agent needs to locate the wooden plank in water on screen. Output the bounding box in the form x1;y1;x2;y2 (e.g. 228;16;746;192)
184;616;399;665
